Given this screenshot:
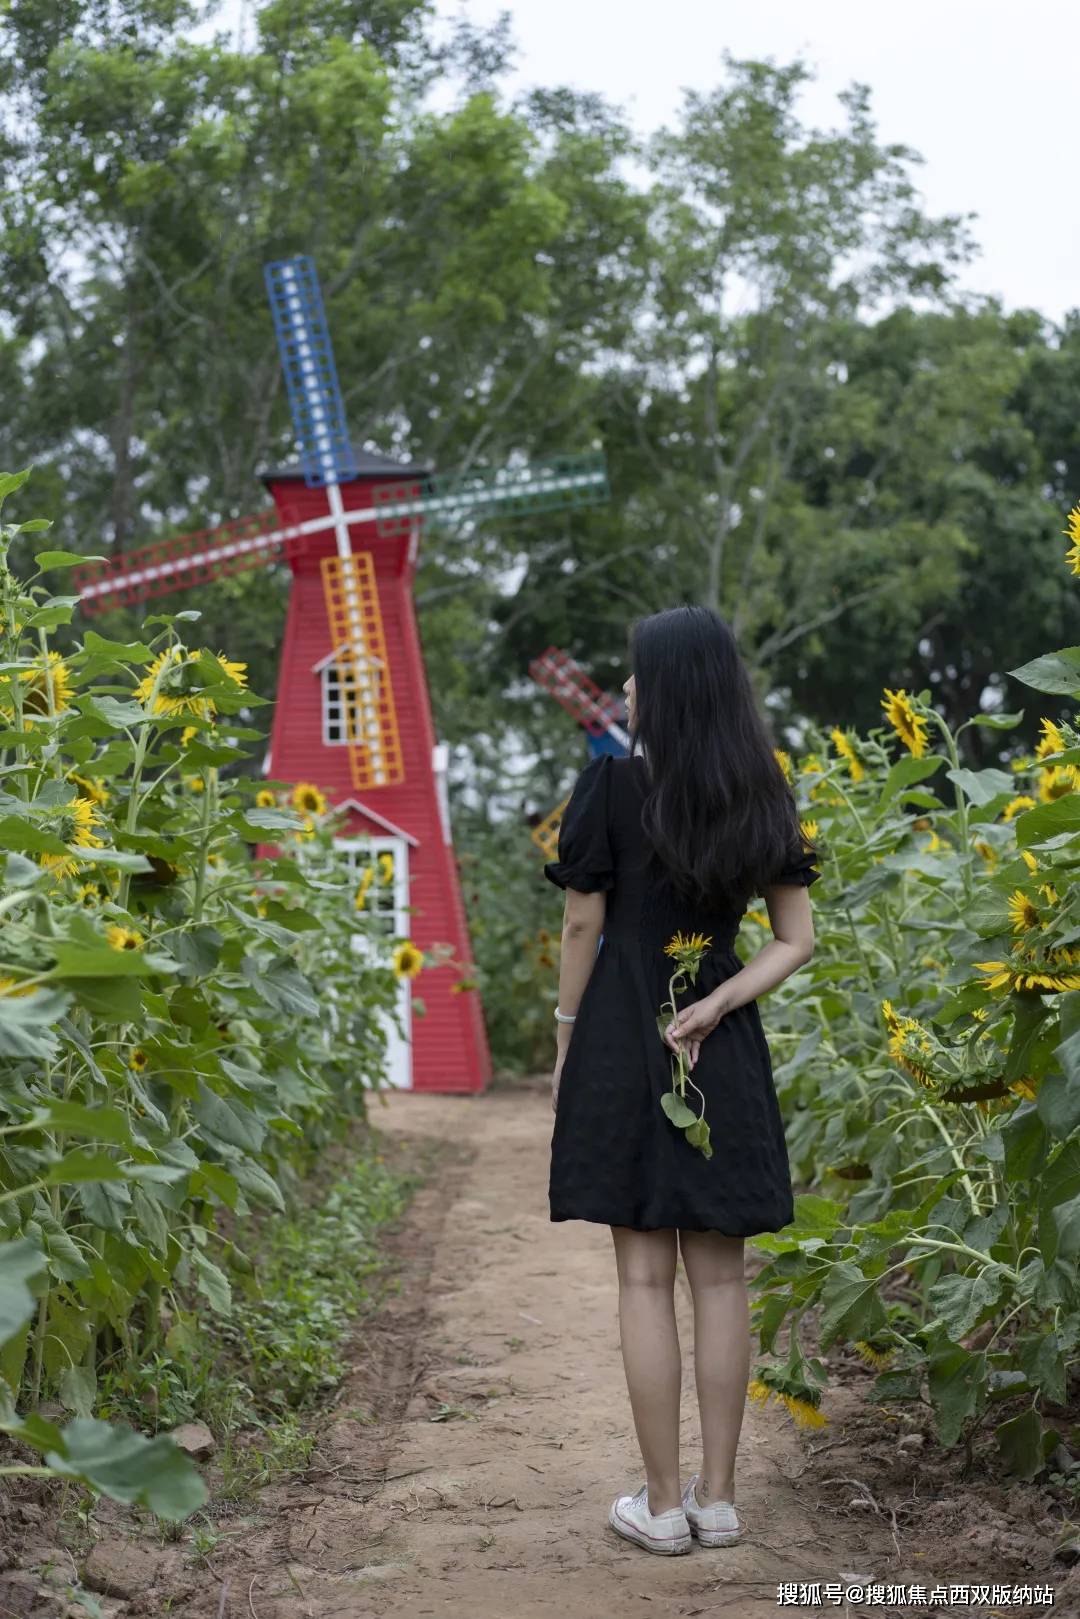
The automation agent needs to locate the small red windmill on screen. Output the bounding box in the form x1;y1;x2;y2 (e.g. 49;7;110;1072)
528;648;630;859
73;256;610;1093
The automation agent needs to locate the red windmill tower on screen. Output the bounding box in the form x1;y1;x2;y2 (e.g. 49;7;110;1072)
72;255;610;1093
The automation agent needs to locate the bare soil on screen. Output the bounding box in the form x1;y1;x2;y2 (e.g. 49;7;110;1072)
3;1081;1079;1619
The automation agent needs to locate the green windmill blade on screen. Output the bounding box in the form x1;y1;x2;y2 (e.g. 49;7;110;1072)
371;451;610;538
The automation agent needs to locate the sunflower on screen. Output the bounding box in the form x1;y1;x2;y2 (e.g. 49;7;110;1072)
800;753;825;776
975;945;1080;993
378;851;395;884
774;748;793;783
1066;502;1080;577
255;788;276;809
134;649;209;720
1007;890;1041;933
1020;849;1038;873
973;839;997;864
392;940;424;979
1036;717;1067;760
183;775;205;793
0;976;35;997
1002;795;1036;822
663;930;713;962
291;782;327;817
212;653;248;688
853;1339;896;1371
829;726;865;782
743;908;770;928
292;815;316;842
18;650;73;719
128;1047;149;1072
881;688;930;758
1010;1076;1039;1102
881;1000;935;1087
39;798;105;882
746;1375;827;1430
68;771;109;807
1038;764;1080;803
106;924;144;952
800;819;819;844
74;881;104;908
355;867;375;910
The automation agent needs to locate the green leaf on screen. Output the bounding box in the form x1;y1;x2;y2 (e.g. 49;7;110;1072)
0;469;32;505
23;1102;134;1146
191;1248;232;1316
926;1267;1005;1337
0;815;69;855
962;892;1014;938
0;1238;47;1345
818;1261;887;1348
57;1364;97;1420
43;1418;208;1519
0;986;70;1059
945;767;1017;806
925;1343;987;1447
659;1090;697;1129
1008;647;1080;695
79;632;154;664
1013;795;1080;847
994;1407;1045;1480
241;957;319;1018
35;551;106;570
876;754;945;810
45;1149;126;1186
967;710;1024;730
192;1081;266;1153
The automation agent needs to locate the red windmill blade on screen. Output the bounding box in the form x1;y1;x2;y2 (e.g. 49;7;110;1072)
528;647;630;858
529;646;629;749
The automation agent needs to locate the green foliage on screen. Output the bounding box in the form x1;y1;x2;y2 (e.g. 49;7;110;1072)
0;476;404;1514
747;637;1080;1471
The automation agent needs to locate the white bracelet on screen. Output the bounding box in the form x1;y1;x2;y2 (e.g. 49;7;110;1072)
554;1007;577;1023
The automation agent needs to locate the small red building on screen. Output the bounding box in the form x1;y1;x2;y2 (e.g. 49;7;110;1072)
261;452;491;1094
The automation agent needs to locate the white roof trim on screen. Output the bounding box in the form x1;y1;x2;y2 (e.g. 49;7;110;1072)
311;643;385;675
333;797;420;846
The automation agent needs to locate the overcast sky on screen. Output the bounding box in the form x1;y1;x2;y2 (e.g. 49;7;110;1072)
432;0;1077;324
205;0;1076;324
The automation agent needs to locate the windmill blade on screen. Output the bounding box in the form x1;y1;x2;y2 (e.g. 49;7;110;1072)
72;507;289;616
530;795;570;860
529;646;630;750
320;552;405;790
372;452;609;539
264;255;358;489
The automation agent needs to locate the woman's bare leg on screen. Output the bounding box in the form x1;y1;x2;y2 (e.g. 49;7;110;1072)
610;1225;682;1514
677;1229;748;1505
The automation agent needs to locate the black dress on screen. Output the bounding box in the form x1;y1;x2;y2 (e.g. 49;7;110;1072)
543;752;820;1236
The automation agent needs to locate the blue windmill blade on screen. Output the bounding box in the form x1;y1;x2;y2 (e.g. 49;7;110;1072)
264;255;358;489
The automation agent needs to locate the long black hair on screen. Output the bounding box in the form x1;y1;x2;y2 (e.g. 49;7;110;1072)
628;605;817;909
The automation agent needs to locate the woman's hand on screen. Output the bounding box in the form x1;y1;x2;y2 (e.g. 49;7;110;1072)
664;988;728;1070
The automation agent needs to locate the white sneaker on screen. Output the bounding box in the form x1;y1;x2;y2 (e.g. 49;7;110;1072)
608;1482;693;1555
681;1473;741;1546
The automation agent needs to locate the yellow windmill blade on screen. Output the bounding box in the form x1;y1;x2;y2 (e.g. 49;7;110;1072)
530;795;570;861
320;551;405;790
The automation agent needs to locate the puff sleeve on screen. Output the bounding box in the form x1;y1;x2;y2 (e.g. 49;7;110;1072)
768;843;822;888
543;753;616;894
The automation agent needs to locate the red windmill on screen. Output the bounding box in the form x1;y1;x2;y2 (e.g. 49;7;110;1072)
72;255;610;1093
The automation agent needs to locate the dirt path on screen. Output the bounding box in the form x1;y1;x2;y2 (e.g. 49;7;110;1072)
235;1085;890;1619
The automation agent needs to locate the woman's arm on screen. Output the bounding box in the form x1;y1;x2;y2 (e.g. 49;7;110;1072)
552;889;605;1081
664;884;814;1066
713;883;814;1014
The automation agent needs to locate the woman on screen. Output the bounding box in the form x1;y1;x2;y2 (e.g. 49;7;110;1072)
543;604;819;1558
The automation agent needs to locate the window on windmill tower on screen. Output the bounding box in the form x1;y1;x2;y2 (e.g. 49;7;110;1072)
322;660;361;745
